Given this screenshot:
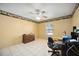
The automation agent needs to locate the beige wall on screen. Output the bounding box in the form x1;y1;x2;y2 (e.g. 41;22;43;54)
38;23;46;39
0;14;38;48
38;7;79;40
0;7;79;48
72;7;79;27
38;19;72;40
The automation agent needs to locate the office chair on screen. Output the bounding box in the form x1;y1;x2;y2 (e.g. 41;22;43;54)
66;42;79;56
47;37;62;56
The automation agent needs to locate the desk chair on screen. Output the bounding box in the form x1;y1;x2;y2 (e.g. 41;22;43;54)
65;42;79;56
47;37;62;56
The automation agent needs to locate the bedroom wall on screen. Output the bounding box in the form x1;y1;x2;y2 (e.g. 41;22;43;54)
0;14;38;48
0;7;79;48
72;7;79;27
38;7;79;40
38;18;72;40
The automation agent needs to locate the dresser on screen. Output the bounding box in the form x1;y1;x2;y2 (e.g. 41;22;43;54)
22;34;35;44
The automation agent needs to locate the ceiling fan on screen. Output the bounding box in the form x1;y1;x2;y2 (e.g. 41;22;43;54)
29;9;47;20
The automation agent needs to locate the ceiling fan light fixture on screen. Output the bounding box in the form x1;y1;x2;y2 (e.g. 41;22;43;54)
42;11;46;14
30;9;47;21
36;16;41;20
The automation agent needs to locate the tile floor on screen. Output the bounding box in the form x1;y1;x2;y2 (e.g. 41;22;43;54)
0;39;53;56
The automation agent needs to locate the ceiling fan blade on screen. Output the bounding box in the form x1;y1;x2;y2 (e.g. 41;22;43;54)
43;16;47;18
29;12;34;14
35;9;40;12
29;11;39;15
42;11;46;14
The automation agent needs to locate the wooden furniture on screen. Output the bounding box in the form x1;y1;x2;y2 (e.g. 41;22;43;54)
22;34;35;44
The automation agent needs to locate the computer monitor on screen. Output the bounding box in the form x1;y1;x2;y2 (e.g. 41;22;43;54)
71;32;78;40
73;26;76;32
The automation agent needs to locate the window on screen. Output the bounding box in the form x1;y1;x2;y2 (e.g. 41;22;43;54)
46;22;53;36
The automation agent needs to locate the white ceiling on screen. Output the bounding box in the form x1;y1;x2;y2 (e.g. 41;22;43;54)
0;3;76;21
